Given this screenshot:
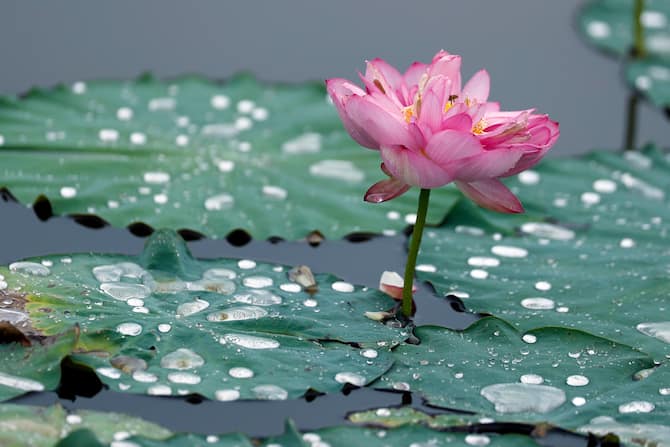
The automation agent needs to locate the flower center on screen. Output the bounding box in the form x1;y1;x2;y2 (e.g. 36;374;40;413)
472;119;487;135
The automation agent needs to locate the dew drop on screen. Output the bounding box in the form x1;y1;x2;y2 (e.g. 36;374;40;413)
168;372;201;385
207;306;268;322
229;367;254;379
130;132;146;145
221;333;280;349
282;132;321;154
237;260;256;270
416;264;437;273
335;372;366;387
149;97;176;111
279;283;301;293
491;245;528;258
464;434;491;446
360;349;378;359
176;298;210;317
158;324;172;333
566;375;590;387
217;160;235;173
161;348;205;370
9;262;50;277
620;238;636;248
233;290;281;306
100;283;151;301
153;193;168;205
581;192;601;205
572;397;587;407
147;384;172;396
467;257;500;267
117;107;133;121
204;193;234;211
96;367;122;379
253;384;288;400
618;401;655;414
262;185;288;200
521;222;575;241
116;322;142;337
386;211;400;220
99;129;119;142
518;170;540;185
71;81;87;94
587;20;610;38
0;372;44;392
203;268;237;280
522;334;537;344
480;383;565;413
303;298;318;307
534;281;552;291
60;186;77;199
66;414;82;425
211;95;230;110
252;107;268;121
132;371;158;383
470;269;489;279
520;374;544;385
593;179;617;193
332;281;354;292
215;389;240;401
455;225;485;236
521;297;555;310
242;276;274;289
636;322;670;343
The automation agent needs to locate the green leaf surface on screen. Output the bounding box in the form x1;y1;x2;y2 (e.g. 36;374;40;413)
0;230;404;401
415;146;670;361
627;58;670;108
0;404;171;447
377;317;656;428
315;425;542;447
0;326;77;401
0;74;460;240
578;0;670;59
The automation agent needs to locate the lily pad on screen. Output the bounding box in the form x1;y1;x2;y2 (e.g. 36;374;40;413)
0;74;460;240
578;0;670;59
626;58;670;109
415;146;670;361
0;230;405;401
377;317;655;428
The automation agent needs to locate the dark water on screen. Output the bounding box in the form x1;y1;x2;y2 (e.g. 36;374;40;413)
0;193;596;446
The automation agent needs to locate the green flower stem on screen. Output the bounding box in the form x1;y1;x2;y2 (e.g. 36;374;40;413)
401;188;431;317
625;0;646;151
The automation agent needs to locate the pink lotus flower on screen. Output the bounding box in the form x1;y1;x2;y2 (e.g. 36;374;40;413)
326;50;559;213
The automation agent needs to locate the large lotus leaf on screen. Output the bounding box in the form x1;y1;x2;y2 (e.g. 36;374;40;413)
578;0;670;59
0;74;461;240
415;146;670;361
314;425;542;447
0;325;77;401
377;317;656;428
627;58;670;109
0;230;404;401
0;404;171;447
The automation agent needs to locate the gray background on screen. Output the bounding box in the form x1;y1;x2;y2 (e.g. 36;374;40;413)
0;0;667;156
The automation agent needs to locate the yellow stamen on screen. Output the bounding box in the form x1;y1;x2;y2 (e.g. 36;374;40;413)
472;119;487;135
444;95;459;113
403;106;414;124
